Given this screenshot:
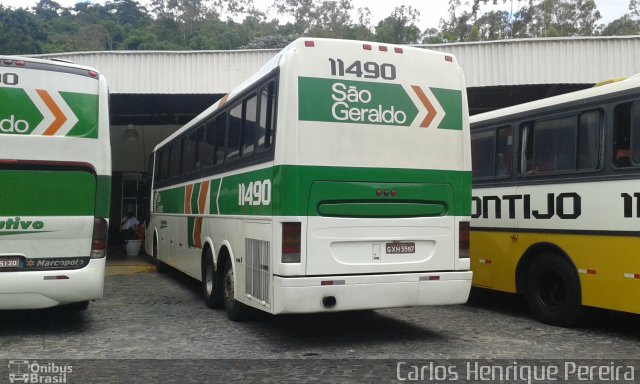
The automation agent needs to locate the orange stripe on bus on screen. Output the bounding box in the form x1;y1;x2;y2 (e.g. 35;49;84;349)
199;181;209;214
194;217;203;248
36;89;67;136
411;85;437;128
185;184;193;214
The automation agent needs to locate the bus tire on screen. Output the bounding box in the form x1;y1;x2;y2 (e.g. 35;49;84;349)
153;235;168;273
524;252;582;327
223;261;251;321
202;249;223;309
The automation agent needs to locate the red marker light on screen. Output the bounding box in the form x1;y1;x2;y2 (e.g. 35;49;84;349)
391;190;397;197
363;44;372;50
445;55;454;62
15;61;25;67
379;46;388;52
88;70;98;78
305;41;315;47
394;47;403;53
376;189;383;197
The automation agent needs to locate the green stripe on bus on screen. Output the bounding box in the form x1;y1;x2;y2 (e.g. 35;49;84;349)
157;187;185;214
431;87;463;130
298;77;418;127
0;170;96;216
208;179;222;214
0;87;43;134
61;92;99;138
190;182;200;213
0;88;98;138
155;165;471;217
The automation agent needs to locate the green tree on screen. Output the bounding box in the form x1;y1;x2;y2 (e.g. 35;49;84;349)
441;0;602;41
374;5;421;44
475;10;510;40
0;7;46;54
602;15;640;36
307;0;355;38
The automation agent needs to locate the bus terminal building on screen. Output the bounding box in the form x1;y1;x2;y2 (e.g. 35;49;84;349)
32;35;640;238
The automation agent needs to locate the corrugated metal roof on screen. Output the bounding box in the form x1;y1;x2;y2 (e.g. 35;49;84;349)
420;36;640;87
32;49;279;94
31;36;640;93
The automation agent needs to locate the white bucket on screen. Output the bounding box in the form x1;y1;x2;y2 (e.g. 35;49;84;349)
125;239;142;256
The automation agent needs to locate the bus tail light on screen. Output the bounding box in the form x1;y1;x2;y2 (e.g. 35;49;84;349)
91;218;108;259
282;222;301;263
459;221;470;259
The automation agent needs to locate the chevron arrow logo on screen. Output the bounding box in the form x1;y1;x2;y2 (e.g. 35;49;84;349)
411;85;438;128
25;89;79;136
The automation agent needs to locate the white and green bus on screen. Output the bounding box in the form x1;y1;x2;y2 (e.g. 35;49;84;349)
0;56;111;310
147;38;472;320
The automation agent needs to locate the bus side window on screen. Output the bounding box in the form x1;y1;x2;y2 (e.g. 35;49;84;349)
495;126;512;177
613;102;633;168
227;103;242;161
242;94;257;157
155;151;163;183
161;148;170;180
471;130;495;178
214;113;226;165
182;133;197;174
204;119;216;166
630;102;640;166
524;116;576;175
577;110;601;170
194;125;204;169
257;82;275;152
169;141;182;179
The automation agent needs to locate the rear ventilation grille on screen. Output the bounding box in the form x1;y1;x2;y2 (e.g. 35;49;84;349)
245;238;270;307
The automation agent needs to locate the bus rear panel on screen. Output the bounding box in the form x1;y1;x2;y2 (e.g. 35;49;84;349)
0;57;110;309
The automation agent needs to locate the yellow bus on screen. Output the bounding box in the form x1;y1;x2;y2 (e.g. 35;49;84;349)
470;75;640;326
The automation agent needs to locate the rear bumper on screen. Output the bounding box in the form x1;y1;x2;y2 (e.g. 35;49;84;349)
0;258;105;309
272;270;472;314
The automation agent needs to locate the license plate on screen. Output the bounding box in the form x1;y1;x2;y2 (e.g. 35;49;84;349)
0;256;20;269
385;242;416;254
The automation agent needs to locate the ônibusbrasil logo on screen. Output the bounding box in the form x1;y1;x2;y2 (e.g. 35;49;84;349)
8;360;72;383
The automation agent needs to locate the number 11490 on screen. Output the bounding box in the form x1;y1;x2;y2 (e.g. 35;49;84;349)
238;180;272;206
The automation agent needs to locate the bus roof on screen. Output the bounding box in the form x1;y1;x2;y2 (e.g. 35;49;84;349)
153;38;457;152
470;74;640;126
1;54;101;77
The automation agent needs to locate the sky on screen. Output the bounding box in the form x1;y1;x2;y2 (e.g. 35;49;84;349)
0;0;631;31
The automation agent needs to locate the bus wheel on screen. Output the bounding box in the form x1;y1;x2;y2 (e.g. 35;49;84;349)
154;235;168;273
524;253;582;327
222;261;251;321
202;249;223;309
